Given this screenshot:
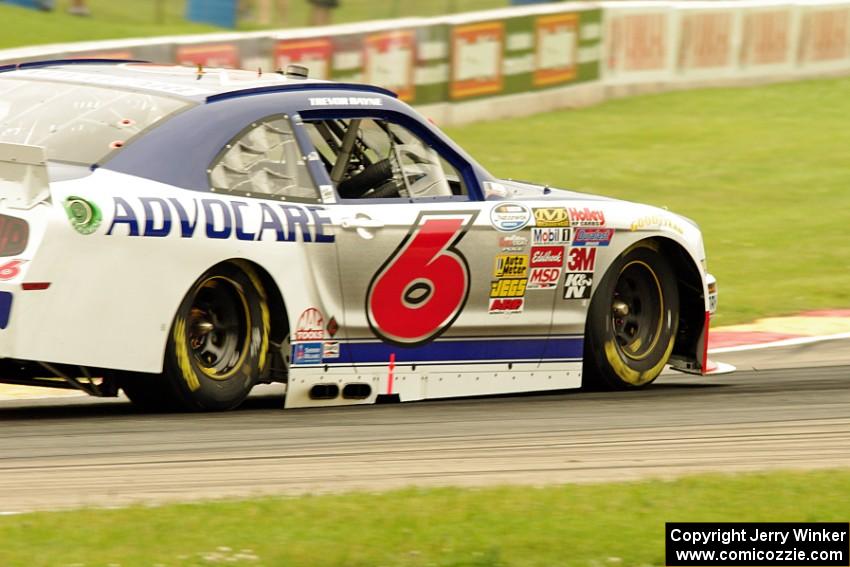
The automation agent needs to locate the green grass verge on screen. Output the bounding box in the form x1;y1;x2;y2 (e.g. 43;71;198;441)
445;77;850;325
1;470;847;566
0;0;508;49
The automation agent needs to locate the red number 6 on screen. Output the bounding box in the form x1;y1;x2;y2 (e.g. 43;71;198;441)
0;259;25;281
367;212;476;345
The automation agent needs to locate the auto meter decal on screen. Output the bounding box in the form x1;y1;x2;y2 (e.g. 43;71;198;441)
64;196;102;235
490;203;531;232
367;211;477;345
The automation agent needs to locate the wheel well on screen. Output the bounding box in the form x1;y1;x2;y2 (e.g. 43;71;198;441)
651;237;706;363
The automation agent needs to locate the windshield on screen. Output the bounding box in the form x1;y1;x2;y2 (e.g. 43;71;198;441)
0;78;191;165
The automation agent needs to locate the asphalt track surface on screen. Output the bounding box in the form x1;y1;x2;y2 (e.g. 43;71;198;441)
0;339;848;513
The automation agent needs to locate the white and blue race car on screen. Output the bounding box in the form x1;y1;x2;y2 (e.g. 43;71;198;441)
0;60;722;410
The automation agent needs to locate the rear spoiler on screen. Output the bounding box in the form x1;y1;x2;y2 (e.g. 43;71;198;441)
0;143;49;209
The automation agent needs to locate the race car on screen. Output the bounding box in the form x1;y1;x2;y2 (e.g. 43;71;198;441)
0;59;722;411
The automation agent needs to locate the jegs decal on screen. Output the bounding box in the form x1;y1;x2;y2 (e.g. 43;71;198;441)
366;211;477;345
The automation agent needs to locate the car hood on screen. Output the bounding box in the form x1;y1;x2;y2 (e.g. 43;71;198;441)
489;179;614;201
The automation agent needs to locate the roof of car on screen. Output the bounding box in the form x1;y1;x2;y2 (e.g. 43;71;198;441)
0;59;397;102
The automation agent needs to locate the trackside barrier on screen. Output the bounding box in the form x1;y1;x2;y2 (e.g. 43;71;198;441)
0;0;848;125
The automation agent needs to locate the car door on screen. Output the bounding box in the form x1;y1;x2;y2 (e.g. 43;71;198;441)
291;109;555;373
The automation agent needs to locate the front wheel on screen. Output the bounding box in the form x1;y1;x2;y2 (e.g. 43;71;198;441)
584;241;679;389
158;262;270;411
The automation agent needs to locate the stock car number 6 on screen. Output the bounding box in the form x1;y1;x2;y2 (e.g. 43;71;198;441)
366;212;476;345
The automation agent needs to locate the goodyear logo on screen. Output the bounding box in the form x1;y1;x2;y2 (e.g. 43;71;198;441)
533;207;570;228
493;254;528;278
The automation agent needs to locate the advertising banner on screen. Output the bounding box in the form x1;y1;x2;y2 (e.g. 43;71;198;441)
677;8;738;76
739;4;798;73
797;2;850;71
603;2;677;84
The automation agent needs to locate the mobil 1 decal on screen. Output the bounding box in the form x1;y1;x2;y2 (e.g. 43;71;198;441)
366;211;477;346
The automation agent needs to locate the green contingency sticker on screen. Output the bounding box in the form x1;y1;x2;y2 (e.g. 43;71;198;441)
64;196;102;235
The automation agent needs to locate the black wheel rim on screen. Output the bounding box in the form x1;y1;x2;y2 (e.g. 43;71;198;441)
611;260;663;361
186;276;250;379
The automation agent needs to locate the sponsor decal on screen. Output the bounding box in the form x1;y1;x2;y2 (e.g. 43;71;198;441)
573;228;614;246
527;267;561;290
322;341;340;359
0;259;26;281
292;342;323;365
105;197;335;243
493;254;528;278
367;211;477;345
308;96;383;107
489;297;524;314
64;196;102;235
563;272;593;300
567;247;597;272
568;207;605;227
451;22;505;99
490;278;527;298
629;215;684;234
326;316;339;338
499;234;528;251
533;207;570;227
295;308;324;342
490;203;531;232
532;227;571;245
529;246;564;268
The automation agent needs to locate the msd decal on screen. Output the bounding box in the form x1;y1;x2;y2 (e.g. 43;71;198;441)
367;211;477;345
295;308;324;342
568;207;605;227
105;197;335;243
573;228;614;246
531;227;571;245
529;246;564;268
567;247;597;272
527;267;561;290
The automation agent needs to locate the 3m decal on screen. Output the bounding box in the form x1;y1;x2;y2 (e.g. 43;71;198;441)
563;272;593;299
292;342;323;365
630;214;684;234
527;267;561;290
493;254;528;278
489;297;524;314
532;227;571;245
499;234;528;251
367;211;477;345
64;196;102;235
573;228;614;246
567;247;597;272
568;207;605;227
0;259;26;281
490;278;527;298
106;197;334;243
295;308;324;342
533;207;570;227
490;203;531;232
529;246;564;268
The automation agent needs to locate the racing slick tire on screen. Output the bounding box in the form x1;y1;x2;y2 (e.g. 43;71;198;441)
159;262;271;411
583;240;679;390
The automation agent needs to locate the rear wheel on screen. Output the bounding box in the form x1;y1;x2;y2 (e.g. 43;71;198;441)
123;262;270;411
584;241;679;389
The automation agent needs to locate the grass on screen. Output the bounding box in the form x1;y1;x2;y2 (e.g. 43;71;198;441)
0;470;847;566
0;0;509;49
445;77;850;325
